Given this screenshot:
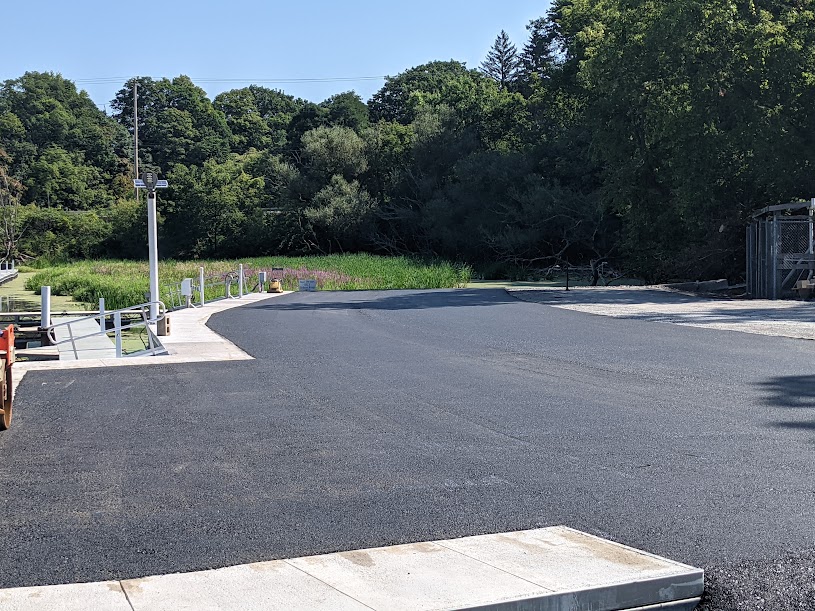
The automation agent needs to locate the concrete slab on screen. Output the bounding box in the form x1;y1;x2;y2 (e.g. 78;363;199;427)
289;528;702;611
121;560;370;611
437;527;704;609
1;527;701;611
287;540;554;611
0;581;131;611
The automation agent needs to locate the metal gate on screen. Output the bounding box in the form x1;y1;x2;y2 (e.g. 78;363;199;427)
747;199;815;299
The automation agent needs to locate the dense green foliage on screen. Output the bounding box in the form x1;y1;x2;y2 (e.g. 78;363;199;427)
25;255;472;309
3;1;815;281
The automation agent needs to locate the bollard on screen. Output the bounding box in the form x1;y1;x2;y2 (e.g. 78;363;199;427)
238;264;244;298
258;272;267;293
99;298;106;333
41;286;51;330
114;312;123;357
199;267;206;306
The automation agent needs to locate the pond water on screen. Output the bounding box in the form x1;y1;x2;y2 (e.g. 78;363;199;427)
0;272;87;313
0;294;42;312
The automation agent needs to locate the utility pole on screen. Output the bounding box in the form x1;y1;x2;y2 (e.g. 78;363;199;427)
133;79;139;202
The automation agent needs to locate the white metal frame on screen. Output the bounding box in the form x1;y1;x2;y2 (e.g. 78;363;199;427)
45;301;168;359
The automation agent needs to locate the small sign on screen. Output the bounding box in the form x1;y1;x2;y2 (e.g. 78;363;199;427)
298;279;317;292
181;278;193;297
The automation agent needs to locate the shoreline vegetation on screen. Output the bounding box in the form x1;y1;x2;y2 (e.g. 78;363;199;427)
5;4;813;286
23;255;472;310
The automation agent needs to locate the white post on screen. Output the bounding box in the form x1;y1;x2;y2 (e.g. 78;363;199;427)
147;191;160;319
41;286;51;329
199;266;205;306
99;298;106;333
114;312;122;358
238;264;244;298
810;199;815;281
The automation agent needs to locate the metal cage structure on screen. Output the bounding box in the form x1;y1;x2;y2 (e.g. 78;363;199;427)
747;199;815;299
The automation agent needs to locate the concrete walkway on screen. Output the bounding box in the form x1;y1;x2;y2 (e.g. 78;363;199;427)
12;292;288;394
0;527;702;611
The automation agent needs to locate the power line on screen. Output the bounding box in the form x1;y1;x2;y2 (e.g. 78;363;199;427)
73;75;387;85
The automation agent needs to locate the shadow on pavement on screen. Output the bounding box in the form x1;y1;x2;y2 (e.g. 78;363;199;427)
252;289;520;311
512;288;715;306
756;375;815;435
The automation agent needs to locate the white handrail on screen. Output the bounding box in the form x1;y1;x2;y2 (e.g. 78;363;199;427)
46;301;167;358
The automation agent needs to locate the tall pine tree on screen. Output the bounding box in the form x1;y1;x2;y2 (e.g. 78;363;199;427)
519;17;560;83
480;30;520;90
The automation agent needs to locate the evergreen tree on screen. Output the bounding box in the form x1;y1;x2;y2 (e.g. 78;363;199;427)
518;17;560;86
480;30;520;90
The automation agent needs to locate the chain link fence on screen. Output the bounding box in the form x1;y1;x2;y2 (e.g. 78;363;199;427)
747;203;815;299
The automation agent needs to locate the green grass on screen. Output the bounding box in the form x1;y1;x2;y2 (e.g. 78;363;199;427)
25;255;472;310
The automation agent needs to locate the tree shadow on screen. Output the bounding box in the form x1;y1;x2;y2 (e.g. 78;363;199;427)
512;288;716;306
252;288;521;312
756;375;815;434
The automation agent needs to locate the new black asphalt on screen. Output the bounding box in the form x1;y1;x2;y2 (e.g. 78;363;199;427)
2;289;814;608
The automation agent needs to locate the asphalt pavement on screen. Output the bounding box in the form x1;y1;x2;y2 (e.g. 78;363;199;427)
2;289;814;609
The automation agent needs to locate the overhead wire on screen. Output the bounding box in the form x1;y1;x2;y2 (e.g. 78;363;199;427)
73;76;387;85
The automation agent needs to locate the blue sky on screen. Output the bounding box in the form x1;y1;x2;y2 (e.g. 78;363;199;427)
4;1;549;109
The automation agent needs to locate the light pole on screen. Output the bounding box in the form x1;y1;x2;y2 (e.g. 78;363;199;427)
134;172;168;319
133;80;139;203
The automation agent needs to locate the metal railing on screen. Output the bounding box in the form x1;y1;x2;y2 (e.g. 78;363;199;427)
163;269;247;312
163;265;266;312
45;301;168;359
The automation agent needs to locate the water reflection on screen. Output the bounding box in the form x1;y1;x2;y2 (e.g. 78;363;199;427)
0;294;40;313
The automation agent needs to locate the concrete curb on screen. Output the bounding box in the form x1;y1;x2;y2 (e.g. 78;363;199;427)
0;527;703;611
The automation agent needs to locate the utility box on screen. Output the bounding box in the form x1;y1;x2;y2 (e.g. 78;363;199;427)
158;315;171;336
181;278;193;307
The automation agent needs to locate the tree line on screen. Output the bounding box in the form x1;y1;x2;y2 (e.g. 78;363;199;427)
1;0;814;281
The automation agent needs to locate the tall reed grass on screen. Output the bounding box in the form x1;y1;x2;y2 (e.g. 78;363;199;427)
25;255;472;310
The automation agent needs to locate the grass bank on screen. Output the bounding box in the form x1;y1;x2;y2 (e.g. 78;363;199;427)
25;255;472;310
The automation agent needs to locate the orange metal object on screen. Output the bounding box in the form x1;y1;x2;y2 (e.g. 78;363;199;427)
0;325;13;430
0;324;14;365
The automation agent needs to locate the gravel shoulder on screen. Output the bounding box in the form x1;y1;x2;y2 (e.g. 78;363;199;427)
510;285;815;340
